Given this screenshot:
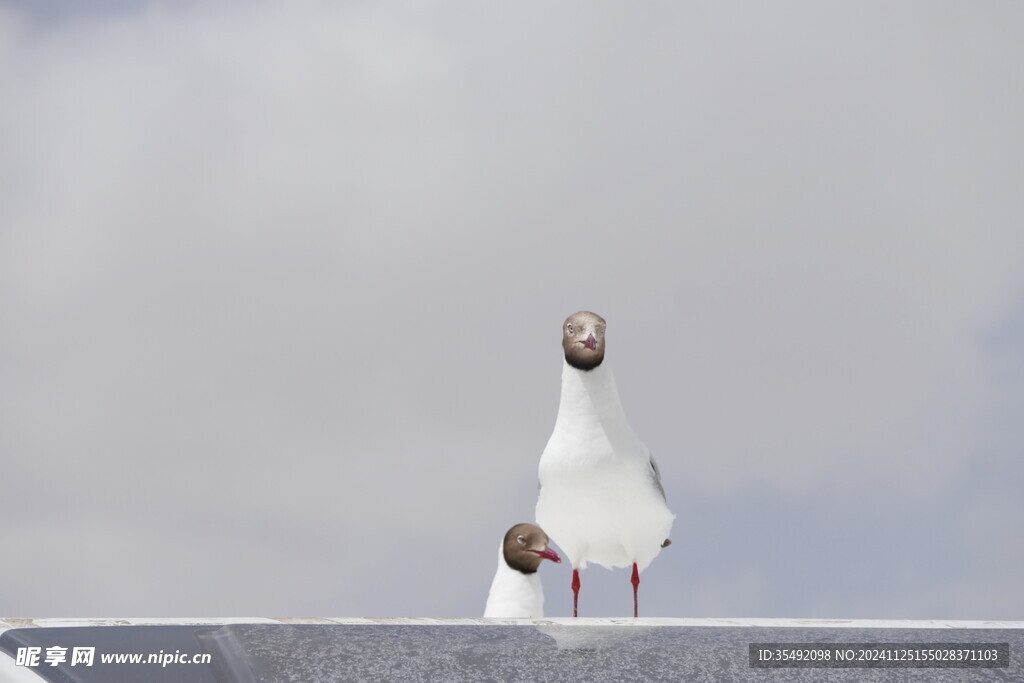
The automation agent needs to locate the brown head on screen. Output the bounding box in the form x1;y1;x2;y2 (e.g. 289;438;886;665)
502;523;562;574
561;311;607;371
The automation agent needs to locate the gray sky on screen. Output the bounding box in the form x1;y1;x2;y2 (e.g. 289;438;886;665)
2;1;1022;620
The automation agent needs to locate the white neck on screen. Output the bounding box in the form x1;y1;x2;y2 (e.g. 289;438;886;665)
483;545;544;618
552;360;640;454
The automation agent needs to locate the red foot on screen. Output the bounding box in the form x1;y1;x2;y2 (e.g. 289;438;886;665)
631;563;640;618
572;569;581;618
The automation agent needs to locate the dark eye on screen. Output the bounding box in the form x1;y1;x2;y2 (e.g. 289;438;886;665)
567;324;574;334
517;535;526;545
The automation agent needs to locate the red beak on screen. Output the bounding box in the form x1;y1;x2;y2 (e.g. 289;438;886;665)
530;547;562;563
581;334;597;350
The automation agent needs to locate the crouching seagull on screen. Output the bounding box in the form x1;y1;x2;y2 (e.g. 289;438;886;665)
536;311;674;617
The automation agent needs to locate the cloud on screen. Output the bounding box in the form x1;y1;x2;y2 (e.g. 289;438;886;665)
1;1;1022;618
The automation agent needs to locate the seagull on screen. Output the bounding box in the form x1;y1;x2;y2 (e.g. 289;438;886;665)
536;311;674;618
484;523;562;618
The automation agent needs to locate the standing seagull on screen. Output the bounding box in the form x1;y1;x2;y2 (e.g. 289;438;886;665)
484;523;562;618
536;311;674;617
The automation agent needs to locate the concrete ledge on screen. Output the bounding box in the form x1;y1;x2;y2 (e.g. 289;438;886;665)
5;616;1024;629
2;618;1021;682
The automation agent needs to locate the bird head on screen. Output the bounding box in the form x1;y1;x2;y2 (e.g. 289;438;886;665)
561;311;607;370
503;523;562;574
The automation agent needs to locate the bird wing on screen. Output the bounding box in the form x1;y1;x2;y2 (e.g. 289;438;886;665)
648;452;667;502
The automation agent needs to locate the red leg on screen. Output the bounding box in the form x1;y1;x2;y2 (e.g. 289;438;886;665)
571;569;581;618
631;563;640;618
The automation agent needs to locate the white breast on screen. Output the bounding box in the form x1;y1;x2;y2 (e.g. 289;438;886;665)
536;361;675;571
483;543;545;618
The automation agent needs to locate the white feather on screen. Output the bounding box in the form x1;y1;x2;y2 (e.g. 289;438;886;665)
483;541;545;618
536;361;675;572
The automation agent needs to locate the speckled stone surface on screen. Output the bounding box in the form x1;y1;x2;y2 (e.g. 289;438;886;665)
201;623;1021;682
1;620;1021;682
